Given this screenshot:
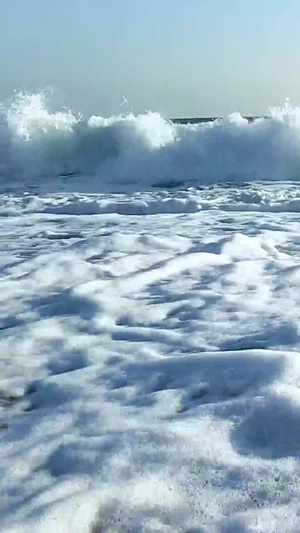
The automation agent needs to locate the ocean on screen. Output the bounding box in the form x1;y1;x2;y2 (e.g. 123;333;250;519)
2;92;300;532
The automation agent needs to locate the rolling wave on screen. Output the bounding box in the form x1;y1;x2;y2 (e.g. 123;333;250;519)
1;92;300;191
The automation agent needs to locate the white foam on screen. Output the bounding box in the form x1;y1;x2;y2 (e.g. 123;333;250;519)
3;93;300;532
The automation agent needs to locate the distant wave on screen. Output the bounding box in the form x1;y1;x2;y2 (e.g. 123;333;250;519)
1;91;300;191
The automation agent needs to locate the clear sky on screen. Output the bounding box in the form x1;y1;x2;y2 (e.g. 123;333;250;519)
1;0;300;117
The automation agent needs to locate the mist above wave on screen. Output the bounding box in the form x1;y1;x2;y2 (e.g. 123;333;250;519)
1;91;300;191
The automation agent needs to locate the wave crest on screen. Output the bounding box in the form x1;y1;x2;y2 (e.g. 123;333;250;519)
1;92;300;190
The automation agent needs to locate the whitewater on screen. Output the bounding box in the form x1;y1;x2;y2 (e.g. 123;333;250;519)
2;92;300;532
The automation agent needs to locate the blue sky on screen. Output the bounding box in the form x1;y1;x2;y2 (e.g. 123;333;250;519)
1;0;300;117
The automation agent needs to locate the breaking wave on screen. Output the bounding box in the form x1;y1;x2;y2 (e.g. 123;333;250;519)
1;91;300;191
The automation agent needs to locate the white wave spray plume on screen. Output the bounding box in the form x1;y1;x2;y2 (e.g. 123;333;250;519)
1;91;300;190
